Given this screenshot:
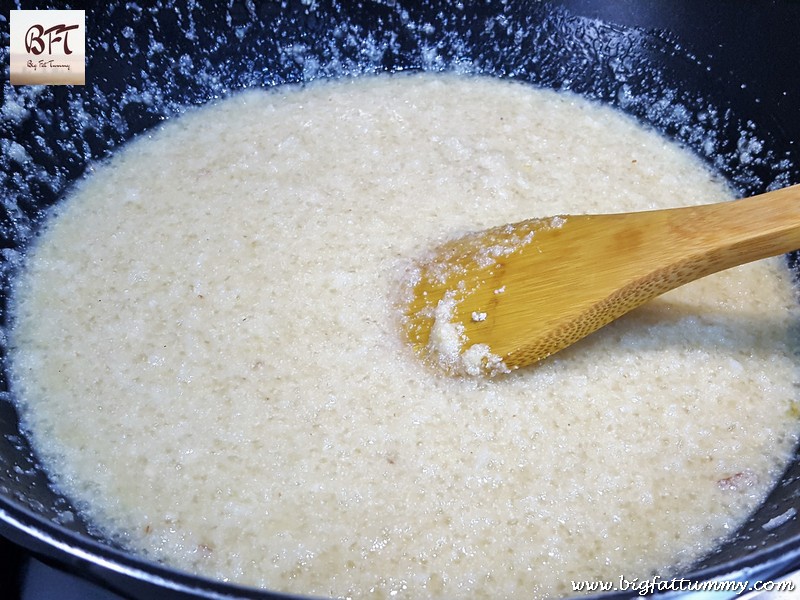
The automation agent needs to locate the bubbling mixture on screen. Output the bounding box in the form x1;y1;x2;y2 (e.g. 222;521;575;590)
8;73;800;599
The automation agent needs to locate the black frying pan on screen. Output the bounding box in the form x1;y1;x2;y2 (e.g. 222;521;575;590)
2;1;800;598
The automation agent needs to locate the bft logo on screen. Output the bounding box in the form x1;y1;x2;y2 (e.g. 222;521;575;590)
25;23;80;56
10;10;86;85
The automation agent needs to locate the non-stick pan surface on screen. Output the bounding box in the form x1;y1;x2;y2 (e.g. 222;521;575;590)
1;1;800;598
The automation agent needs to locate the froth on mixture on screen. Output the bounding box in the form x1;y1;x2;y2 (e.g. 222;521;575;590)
8;73;800;598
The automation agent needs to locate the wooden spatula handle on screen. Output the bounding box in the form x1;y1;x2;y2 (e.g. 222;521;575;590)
665;184;800;265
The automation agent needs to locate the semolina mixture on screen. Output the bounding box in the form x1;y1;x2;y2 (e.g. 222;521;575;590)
8;73;800;598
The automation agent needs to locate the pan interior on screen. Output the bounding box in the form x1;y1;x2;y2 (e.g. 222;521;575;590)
1;1;799;597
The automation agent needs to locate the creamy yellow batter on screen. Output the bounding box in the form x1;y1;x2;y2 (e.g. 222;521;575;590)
9;73;800;598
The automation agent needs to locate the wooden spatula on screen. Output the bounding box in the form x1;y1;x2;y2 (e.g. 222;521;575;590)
403;184;800;376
